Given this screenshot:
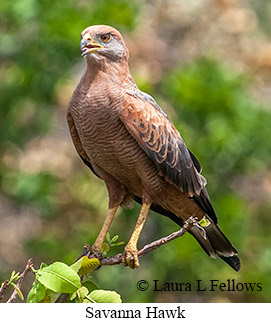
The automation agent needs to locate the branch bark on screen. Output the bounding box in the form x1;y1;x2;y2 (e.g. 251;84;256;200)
0;280;9;302
94;216;199;266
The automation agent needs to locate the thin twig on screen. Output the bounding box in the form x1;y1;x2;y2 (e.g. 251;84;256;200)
0;280;9;302
138;216;196;257
6;258;33;303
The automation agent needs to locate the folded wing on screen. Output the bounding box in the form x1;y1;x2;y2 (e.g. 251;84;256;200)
119;90;217;222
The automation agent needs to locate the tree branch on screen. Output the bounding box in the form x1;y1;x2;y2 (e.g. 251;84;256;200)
2;217;200;303
0;280;9;302
6;258;33;303
88;216;201;266
55;217;199;303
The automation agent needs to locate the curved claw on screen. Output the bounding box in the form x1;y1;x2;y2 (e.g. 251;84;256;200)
122;247;139;269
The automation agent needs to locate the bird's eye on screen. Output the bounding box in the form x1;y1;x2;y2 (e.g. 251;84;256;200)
100;34;111;43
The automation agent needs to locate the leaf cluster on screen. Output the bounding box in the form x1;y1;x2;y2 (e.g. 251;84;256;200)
101;233;124;257
27;257;121;303
0;271;23;301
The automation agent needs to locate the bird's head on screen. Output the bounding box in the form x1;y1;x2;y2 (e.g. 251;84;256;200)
80;25;129;63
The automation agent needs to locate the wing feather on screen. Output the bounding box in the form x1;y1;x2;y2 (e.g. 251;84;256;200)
119;93;206;198
120;92;217;223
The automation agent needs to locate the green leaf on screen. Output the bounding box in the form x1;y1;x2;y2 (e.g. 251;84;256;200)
112;241;124;246
40;289;56;303
12;272;20;282
78;286;89;302
70;290;77;301
11;282;24;301
111;235;119;243
106;232;110;242
70;258;83;274
9;271;16;283
88;290;122;303
27;280;46;303
101;243;110;254
198;216;211;228
72;286;93;303
70;256;100;276
9;271;20;284
40;262;47;269
82;278;100;293
79;257;100;276
36;262;81;293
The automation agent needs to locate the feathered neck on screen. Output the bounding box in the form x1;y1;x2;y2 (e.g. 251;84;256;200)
84;55;131;87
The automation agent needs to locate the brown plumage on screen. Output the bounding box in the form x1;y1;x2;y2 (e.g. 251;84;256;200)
68;25;240;271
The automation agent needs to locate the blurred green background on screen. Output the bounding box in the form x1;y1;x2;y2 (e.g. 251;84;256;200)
0;0;271;302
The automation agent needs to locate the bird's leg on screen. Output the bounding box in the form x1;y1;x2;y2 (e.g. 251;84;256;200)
92;175;126;253
92;205;119;253
122;196;152;269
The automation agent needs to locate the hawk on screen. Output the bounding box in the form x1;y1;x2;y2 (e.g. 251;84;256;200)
67;25;240;271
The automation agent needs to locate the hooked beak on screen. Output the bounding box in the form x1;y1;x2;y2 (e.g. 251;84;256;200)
80;37;103;57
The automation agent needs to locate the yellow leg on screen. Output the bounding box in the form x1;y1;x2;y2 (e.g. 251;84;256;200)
92;205;119;252
122;201;151;269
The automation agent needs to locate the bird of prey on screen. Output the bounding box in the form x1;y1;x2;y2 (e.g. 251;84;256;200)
67;25;240;271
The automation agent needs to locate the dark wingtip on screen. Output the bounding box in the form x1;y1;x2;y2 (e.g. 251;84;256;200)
219;255;241;272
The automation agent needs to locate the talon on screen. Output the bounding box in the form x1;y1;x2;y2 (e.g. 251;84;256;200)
122;247;139;269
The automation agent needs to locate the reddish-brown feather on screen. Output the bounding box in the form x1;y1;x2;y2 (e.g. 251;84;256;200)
67;25;240;271
119;95;206;197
